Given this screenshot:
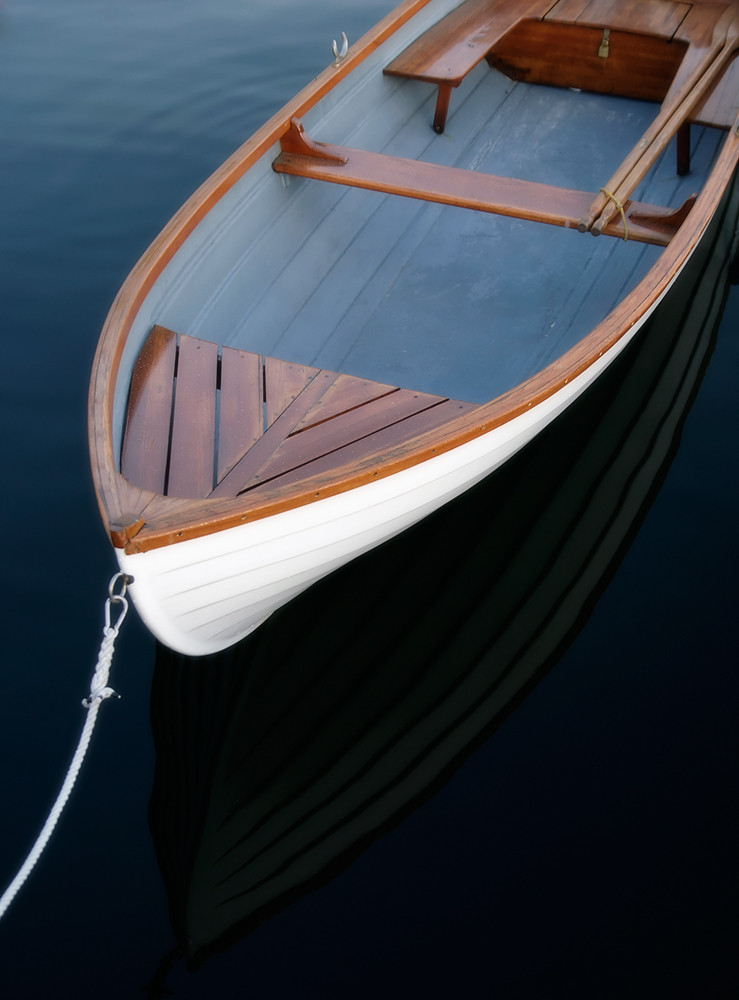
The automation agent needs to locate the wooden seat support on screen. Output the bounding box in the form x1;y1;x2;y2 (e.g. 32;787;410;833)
273;118;695;247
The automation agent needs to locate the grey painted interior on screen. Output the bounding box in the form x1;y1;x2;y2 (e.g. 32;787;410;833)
235;73;722;404
112;0;725;458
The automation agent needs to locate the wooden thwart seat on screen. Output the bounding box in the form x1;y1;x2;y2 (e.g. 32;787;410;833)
384;0;557;132
120;326;476;500
273;118;695;246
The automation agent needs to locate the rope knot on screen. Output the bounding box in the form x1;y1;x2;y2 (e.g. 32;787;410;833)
82;687;119;708
600;187;629;241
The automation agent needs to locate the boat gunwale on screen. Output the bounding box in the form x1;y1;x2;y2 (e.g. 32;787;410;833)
88;0;739;556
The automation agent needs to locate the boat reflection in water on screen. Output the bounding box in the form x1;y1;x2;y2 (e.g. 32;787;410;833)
147;176;739;979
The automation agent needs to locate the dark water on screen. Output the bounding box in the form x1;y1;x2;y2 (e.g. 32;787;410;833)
0;2;737;996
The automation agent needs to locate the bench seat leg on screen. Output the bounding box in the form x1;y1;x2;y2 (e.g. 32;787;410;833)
433;84;453;134
677;122;691;176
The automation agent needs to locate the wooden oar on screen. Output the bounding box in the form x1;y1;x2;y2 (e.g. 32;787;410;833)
591;24;739;235
578;7;738;235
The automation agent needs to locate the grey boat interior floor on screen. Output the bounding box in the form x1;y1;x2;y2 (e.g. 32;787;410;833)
218;64;725;405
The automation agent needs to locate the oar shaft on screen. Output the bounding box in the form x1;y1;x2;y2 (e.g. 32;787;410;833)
579;10;738;235
592;31;739;234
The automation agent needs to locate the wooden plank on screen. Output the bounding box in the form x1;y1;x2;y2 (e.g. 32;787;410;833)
692;50;739;126
240;388;452;491
544;0;592;23
273;122;682;246
121;324;177;496
383;0;556;86
571;0;691;37
265;357;320;428
291;373;399;434
250;399;479;494
217;347;263;484
209;370;340;498
168;334;218;499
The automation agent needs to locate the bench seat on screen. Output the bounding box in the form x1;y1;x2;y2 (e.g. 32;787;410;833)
383;0;728;133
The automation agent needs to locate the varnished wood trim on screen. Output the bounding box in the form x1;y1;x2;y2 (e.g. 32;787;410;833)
109;515;146;549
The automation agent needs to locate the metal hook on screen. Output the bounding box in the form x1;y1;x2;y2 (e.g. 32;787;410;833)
108;572;134;603
332;31;349;66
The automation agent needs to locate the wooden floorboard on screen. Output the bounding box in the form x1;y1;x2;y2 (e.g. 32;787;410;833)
265;357;320;428
249;398;479;495
218;347;263;483
209;370;341;499
121;324;177;496
168;334;218;499
241;388;449;491
122;326;481;502
291;373;399;433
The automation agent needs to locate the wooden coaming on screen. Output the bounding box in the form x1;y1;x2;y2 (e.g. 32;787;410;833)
89;0;739;556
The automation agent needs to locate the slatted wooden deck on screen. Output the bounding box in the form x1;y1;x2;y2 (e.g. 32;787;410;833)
121;325;478;500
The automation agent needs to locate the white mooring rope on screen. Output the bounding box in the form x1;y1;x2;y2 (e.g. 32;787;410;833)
0;572;132;920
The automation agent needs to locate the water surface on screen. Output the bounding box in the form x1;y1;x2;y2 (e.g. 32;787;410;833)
0;2;737;996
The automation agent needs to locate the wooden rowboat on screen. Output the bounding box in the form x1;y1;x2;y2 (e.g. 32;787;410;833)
89;0;739;655
147;180;739;969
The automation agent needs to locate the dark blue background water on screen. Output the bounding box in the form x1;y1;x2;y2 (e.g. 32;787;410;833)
0;2;737;996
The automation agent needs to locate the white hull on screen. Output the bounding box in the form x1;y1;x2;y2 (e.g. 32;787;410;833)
116;282;676;656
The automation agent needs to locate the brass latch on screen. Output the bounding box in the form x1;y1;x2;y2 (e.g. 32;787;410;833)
598;28;611;58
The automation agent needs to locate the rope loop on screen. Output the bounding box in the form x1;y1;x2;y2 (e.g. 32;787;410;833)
104;592;129;634
600;187;629;241
0;571;133;921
